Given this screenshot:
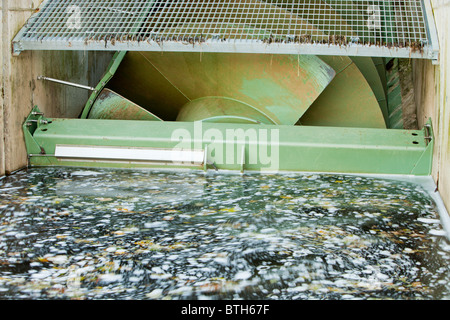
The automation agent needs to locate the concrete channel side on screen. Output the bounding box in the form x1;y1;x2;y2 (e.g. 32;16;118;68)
0;0;114;174
0;0;449;215
413;0;450;216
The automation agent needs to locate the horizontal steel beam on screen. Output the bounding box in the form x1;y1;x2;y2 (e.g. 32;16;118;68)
13;39;438;61
24;107;433;175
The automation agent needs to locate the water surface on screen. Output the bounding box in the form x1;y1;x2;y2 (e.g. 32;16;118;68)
0;167;449;300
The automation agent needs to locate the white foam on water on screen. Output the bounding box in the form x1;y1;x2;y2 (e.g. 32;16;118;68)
71;170;103;176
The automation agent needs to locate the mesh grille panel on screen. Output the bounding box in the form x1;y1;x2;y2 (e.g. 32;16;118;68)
13;0;439;60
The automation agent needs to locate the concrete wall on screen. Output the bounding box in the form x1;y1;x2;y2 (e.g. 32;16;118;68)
413;0;450;213
0;0;113;175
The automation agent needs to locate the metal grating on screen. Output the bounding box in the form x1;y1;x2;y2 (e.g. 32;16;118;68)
13;0;439;62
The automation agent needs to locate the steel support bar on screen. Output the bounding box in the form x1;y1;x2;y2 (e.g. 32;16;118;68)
13;38;436;61
24;107;433;175
37;76;96;91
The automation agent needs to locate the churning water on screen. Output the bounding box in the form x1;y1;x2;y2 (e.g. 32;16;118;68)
0;167;449;300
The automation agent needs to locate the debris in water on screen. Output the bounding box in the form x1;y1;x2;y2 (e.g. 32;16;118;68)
0;167;448;300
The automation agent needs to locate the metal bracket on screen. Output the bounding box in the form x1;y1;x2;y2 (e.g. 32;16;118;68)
422;0;440;65
424;120;433;146
26;119;49;126
12;40;24;57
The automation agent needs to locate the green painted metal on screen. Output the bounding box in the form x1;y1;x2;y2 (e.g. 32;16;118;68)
410;120;434;175
81;51;127;119
88;51;335;125
176;97;275;124
24;106;433;176
373;57;388;97
23;108;52;166
103;51;191;121
386;59;405;129
19;1;435;179
351;56;389;125
81;50;392;130
81;1;337;124
81;0;157;119
299;56;386;128
88;88;162;121
195;116;264;125
117;52;335;125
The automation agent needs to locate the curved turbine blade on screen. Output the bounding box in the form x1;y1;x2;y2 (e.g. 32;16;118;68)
299;56;386;129
176;97;276;124
142;51;335;125
88;89;163;121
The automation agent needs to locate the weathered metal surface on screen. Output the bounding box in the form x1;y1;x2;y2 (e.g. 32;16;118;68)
82;51;128;119
12;0;439;63
92;51;189;121
386;58;405;129
137;51;335;125
84;51;339;125
299;56;386;128
265;0;355;36
88;89;163;121
83;51;394;128
351;56;389;123
24;107;433;175
176;97;275;124
145;0;328;42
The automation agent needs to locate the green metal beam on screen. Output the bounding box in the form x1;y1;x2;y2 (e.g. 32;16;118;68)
24;107;433;176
